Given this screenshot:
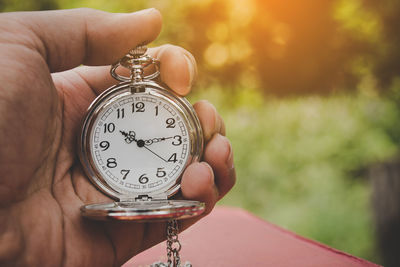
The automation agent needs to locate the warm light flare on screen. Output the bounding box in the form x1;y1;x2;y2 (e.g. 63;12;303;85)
229;40;252;62
206;22;229;42
227;0;256;28
204;43;230;67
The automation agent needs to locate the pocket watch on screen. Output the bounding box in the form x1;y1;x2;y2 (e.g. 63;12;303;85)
78;45;205;222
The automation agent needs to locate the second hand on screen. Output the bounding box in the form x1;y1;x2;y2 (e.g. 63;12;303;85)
142;145;168;163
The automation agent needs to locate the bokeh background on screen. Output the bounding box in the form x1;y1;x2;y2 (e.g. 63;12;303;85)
4;0;400;265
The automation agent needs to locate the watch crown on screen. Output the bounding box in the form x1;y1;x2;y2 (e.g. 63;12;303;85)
129;45;148;58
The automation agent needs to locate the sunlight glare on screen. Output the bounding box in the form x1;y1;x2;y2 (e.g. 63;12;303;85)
204;42;230;67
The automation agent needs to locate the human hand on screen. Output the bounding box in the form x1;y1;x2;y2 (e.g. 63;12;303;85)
0;8;235;266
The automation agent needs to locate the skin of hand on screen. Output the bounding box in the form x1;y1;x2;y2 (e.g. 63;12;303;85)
0;8;236;267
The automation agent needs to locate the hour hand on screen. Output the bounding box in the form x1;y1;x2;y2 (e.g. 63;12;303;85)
144;136;173;146
120;130;137;144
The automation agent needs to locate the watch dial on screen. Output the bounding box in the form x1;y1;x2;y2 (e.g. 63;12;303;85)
89;93;191;196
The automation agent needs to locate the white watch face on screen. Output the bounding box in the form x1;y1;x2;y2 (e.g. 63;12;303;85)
89;92;191;196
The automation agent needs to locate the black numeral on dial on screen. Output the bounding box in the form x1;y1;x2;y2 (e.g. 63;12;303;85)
168;153;177;163
107;158;117;168
120;169;130;180
139;174;149;184
132;102;145;113
104;123;115;133
166;118;175;128
117;108;125;119
172;135;182;146
100;141;110;151
156;167;167;177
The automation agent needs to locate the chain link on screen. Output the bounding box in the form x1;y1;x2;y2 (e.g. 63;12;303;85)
151;220;192;267
166;220;181;266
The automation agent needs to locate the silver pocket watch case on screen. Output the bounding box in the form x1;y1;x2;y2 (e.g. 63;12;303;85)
78;45;205;221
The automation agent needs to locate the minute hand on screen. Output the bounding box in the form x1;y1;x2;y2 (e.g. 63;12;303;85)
144;136;173;146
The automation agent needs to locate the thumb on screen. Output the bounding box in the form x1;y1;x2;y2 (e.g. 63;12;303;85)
0;8;162;72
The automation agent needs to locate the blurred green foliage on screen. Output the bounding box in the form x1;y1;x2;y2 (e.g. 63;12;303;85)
2;0;400;263
193;87;400;261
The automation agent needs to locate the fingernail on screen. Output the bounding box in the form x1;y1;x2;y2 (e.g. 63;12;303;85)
128;8;162;22
135;7;158;14
200;161;213;172
217;134;234;169
183;53;195;88
227;143;234;170
200;161;215;184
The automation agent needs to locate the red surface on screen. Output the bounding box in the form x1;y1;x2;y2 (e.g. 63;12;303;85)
124;206;381;267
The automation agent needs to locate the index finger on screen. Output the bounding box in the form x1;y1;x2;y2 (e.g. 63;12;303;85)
148;45;197;96
68;45;197;96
